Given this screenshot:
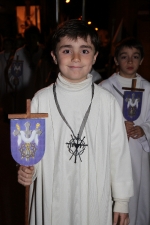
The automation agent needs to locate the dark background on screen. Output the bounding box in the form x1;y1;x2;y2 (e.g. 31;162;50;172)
0;0;149;79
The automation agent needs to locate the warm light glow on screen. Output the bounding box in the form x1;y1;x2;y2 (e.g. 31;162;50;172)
16;6;41;35
66;0;70;3
95;28;98;31
87;21;92;25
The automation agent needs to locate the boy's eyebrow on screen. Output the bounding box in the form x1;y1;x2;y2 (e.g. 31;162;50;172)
58;45;92;50
80;45;92;49
59;45;72;49
119;52;140;55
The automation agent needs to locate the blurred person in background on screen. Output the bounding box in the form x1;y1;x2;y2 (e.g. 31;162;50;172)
34;35;58;92
93;29;111;80
8;25;44;113
0;37;14;121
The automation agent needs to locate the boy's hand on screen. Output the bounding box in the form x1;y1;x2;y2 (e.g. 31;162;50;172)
113;212;129;225
18;165;34;186
125;121;145;139
129;126;145;139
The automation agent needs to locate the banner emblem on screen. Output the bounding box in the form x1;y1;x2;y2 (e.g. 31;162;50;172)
123;91;143;121
10;118;45;166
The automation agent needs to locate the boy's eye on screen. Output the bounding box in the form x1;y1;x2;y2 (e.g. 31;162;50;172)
82;49;89;54
120;55;127;59
62;49;70;54
133;55;140;59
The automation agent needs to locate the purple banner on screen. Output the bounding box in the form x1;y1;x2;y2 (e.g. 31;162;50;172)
10;118;45;166
123;91;143;121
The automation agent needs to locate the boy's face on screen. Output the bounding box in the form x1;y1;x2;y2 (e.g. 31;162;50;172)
51;36;98;83
114;47;143;78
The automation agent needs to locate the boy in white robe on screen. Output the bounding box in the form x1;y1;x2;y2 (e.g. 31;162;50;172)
17;20;133;225
100;37;150;225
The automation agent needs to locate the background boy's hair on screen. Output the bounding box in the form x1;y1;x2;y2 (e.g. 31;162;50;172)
114;37;144;59
51;19;100;54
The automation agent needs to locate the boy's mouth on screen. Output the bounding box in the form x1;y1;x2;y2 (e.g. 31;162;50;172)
127;67;133;70
68;66;82;69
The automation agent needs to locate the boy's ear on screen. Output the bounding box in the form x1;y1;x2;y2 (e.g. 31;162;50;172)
51;51;57;64
92;52;99;65
114;57;119;66
140;58;144;65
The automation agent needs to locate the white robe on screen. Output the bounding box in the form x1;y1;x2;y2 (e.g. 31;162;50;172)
29;74;133;225
100;73;150;225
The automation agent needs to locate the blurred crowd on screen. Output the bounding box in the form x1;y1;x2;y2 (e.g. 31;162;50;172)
0;25;111;118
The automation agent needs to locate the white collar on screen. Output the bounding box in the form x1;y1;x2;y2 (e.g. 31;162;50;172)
56;73;93;92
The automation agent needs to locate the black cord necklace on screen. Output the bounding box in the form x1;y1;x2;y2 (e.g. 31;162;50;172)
53;82;94;163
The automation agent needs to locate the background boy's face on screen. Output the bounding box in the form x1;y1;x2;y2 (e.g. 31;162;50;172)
114;47;143;78
51;36;98;83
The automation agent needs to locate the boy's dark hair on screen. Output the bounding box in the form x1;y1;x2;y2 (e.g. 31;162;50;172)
51;19;100;54
114;37;144;59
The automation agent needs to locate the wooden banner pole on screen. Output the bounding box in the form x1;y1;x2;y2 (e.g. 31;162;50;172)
25;186;30;225
8;99;48;225
122;78;144;91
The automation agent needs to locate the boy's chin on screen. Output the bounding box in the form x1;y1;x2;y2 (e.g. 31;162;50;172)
60;74;88;83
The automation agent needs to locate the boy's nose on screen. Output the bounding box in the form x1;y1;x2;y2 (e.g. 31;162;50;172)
128;57;133;63
72;52;80;62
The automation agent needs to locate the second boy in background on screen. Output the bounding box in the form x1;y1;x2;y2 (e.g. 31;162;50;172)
100;37;150;225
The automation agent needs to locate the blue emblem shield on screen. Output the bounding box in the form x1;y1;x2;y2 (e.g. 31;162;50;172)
123;91;143;121
10;118;45;166
11;60;23;77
